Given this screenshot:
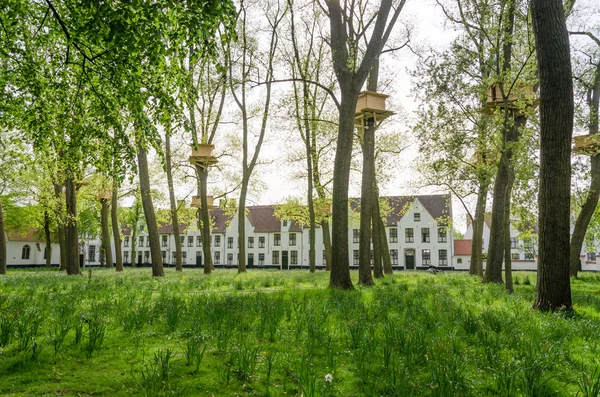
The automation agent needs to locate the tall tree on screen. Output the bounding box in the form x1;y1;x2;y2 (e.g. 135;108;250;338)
531;0;574;311
325;0;407;289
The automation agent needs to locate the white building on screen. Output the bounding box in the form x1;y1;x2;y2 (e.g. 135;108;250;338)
3;230;61;267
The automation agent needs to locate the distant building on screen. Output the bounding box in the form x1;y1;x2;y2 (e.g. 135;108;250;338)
3;229;60;267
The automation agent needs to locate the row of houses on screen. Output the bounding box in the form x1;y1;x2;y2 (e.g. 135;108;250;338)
5;194;457;270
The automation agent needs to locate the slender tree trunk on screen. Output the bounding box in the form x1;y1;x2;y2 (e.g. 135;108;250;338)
131;228;138;268
372;202;384;278
379;217;393;274
197;166;214;274
53;183;67;271
137;142;165;277
65;177;81;275
321;220;332;271
111;186;123;272
0;201;6;275
359;117;375;285
238;182;248;273
504;170;515;293
570;63;600;277
330;91;359;289
165;132;183;271
531;0;573;311
100;198;113;268
484;159;508;283
469;184;487;276
44;210;52;267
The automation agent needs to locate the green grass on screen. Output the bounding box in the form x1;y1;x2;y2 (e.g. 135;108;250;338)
1;268;600;396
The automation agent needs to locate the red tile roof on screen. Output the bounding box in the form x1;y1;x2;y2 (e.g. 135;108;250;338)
454;239;472;255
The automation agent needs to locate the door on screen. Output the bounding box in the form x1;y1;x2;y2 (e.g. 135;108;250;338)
282;251;289;270
138;253;142;266
405;250;415;270
196;251;202;267
248;254;254;268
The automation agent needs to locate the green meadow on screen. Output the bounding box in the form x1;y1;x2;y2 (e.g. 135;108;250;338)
1;269;600;396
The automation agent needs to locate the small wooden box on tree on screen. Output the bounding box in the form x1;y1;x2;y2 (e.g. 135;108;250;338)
191;195;214;208
483;83;537;113
189;144;218;167
573;135;600;156
354;91;394;129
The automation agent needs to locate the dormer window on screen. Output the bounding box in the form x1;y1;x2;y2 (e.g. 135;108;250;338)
414;213;420;222
283;220;288;227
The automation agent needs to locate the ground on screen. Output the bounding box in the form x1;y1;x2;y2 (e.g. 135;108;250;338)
0;269;599;396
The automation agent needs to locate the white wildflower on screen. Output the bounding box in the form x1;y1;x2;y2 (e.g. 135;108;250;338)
324;373;333;383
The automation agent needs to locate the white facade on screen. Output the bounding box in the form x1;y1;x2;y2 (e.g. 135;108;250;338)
4;232;61;267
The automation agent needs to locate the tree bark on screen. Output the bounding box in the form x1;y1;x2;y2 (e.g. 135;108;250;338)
53;183;67;271
111;185;123;272
165;132;183;271
65;177;81;275
469;184;487;276
238;182;248;273
531;0;573;311
504;169;515;293
44;210;52;267
100;198;113;268
379;217;393;274
197;166;214;274
359;117;375;285
0;201;6;275
570;62;600;277
137;142;165;277
321;220;332;271
372;195;384;278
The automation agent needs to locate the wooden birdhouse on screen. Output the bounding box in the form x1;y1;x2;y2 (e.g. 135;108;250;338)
354;91;394;130
485;83;537;110
573;135;600;156
191;195;214;208
97;190;111;200
189;144;218;167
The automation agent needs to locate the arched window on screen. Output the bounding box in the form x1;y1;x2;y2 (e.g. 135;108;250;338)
22;245;31;260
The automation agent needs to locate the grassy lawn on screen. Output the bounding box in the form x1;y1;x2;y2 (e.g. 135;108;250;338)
1;268;600;396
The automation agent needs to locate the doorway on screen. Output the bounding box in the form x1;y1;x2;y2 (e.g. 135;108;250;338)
248;253;254;268
196;251;202;267
405;249;415;270
282;251;289;270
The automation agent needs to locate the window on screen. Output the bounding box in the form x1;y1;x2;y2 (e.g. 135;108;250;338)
353;229;360;243
457;258;462;264
139;236;144;248
389;228;398;243
227;237;233;249
161;235;168;247
248;237;254;248
414;213;421;221
272;251;279;265
89;245;96;262
405;228;414;243
259;253;265;266
438;228;447;243
390;249;398;265
162;251;167;260
180;235;184;245
283;220;288;227
323;250;327;266
353;250;360;265
439;249;448;266
289;233;296;246
422;249;431;265
21;245;31;260
124;236;130;247
188;236;193;247
214;235;221;247
214;251;221;264
144;251;150;262
182;251;187;264
172;252;176;263
259;236;265;248
274;233;281;246
511;253;520;260
510;238;517;249
525;252;534;260
124;251;129;263
197;236;202;247
588;252;597;261
422;228;430;243
291;250;298;265
227;253;233;265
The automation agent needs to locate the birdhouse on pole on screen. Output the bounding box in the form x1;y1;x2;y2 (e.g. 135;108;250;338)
189;144;218;168
354;91;394;132
191;195;214;208
482;83;537;114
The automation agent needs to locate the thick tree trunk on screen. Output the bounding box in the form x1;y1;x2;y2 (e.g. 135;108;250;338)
0;201;6;275
504;170;515;293
44;210;52;267
111;186;123;272
197;166;214;274
238;184;248;273
531;0;573;311
100;198;113;268
380;217;393;274
469;184;487;276
165;132;182;271
484;157;509;283
53;184;67;271
321;220;332;271
359;118;375;285
372;195;384;278
137;142;164;277
330;92;359;289
65;177;81;275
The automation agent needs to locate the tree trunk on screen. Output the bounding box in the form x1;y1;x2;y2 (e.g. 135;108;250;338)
483;157;509;284
53;183;67;271
100;198;113;268
197;166;214;274
330;92;359;289
0;201;6;275
112;185;123;272
65;177;81;275
321;220;332;271
359;117;375;285
238;183;248;273
44;210;52;267
165;132;183;271
531;0;573;311
469;183;487;276
570;62;600;277
137;142;164;277
504;169;515;293
372;195;384;278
